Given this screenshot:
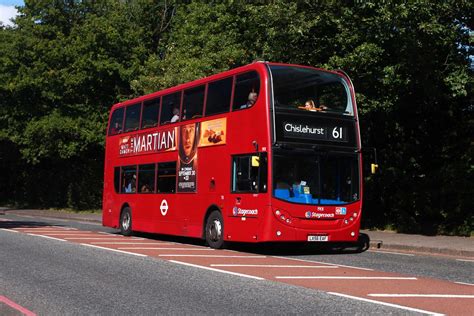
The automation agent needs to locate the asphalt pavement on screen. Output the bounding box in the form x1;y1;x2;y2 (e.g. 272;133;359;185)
1;207;473;258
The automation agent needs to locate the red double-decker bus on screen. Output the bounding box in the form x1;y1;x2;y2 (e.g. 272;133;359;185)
102;62;362;248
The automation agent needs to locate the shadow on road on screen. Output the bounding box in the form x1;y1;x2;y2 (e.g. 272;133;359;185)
129;231;371;257
0;220;69;230
226;233;371;256
1;215;371;257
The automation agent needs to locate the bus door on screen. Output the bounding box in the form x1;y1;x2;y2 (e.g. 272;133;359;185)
226;153;268;240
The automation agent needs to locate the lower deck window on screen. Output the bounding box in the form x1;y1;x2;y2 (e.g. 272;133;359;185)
114;162;176;194
121;166;137;193
157;162;177;193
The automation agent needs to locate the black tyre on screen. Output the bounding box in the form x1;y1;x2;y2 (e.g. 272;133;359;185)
120;207;132;236
205;210;226;249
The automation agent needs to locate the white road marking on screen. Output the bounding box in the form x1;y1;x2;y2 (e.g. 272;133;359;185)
14;214;101;226
15;227;77;230
456;259;474;263
81;244;147;257
14;230;79;233
27;234;66;242
368;294;474;298
169;260;264;280
272;256;374;271
455;282;474;286
210;264;339;268
368;250;415;257
0;228;18;233
327;292;444;316
64;237;145;240
118;247;215;251
159;254;267;258
36;233;109;236
276;276;417;280
91;242;177;245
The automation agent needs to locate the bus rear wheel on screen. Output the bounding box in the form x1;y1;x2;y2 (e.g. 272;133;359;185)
205;211;226;249
120;207;132;236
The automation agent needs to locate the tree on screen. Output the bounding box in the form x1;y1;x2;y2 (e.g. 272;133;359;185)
0;0;174;209
1;0;471;234
136;0;472;234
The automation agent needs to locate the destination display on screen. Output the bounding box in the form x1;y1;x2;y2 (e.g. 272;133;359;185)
274;112;356;148
283;122;348;142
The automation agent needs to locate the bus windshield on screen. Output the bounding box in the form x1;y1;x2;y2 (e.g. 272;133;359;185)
273;152;359;205
270;65;353;115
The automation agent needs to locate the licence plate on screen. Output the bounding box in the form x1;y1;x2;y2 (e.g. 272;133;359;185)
307;235;328;242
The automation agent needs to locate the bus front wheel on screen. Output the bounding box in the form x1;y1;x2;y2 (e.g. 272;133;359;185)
120;207;132;236
205;211;226;249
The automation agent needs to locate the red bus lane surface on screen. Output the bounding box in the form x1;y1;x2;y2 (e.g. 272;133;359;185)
6;226;474;315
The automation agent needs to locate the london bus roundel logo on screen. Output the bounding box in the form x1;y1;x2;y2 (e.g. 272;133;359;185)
160;199;169;216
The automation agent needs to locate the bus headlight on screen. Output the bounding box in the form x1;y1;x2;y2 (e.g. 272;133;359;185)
274;209;293;225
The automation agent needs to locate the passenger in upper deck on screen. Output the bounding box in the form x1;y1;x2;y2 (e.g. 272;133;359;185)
171;107;180;122
240;91;258;109
301;99;327;112
110;122;122;135
304;100;316;110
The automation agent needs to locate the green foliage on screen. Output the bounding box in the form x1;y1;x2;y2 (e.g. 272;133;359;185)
0;0;173;209
0;0;472;234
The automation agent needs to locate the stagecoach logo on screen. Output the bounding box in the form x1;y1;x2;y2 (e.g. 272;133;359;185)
119;128;176;156
233;207;258;216
305;211;335;219
335;207;347;215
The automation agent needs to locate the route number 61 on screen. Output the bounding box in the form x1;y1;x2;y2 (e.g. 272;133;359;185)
332;127;343;139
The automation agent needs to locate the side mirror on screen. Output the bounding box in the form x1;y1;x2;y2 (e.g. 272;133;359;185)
371;163;379;174
362;147;379;175
251;156;260;167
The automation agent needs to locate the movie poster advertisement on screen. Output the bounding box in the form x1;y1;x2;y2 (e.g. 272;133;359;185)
177;118;226;192
177;123;200;192
119;127;177;157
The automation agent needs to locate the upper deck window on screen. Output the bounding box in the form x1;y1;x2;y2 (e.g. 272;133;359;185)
183;85;205;121
270;66;353;116
205;77;232;116
108;107;124;136
232;71;260;110
161;92;182;125
141;98;160;129
124;103;141;132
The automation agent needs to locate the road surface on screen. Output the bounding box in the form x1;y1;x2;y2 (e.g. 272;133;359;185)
1;214;472;315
